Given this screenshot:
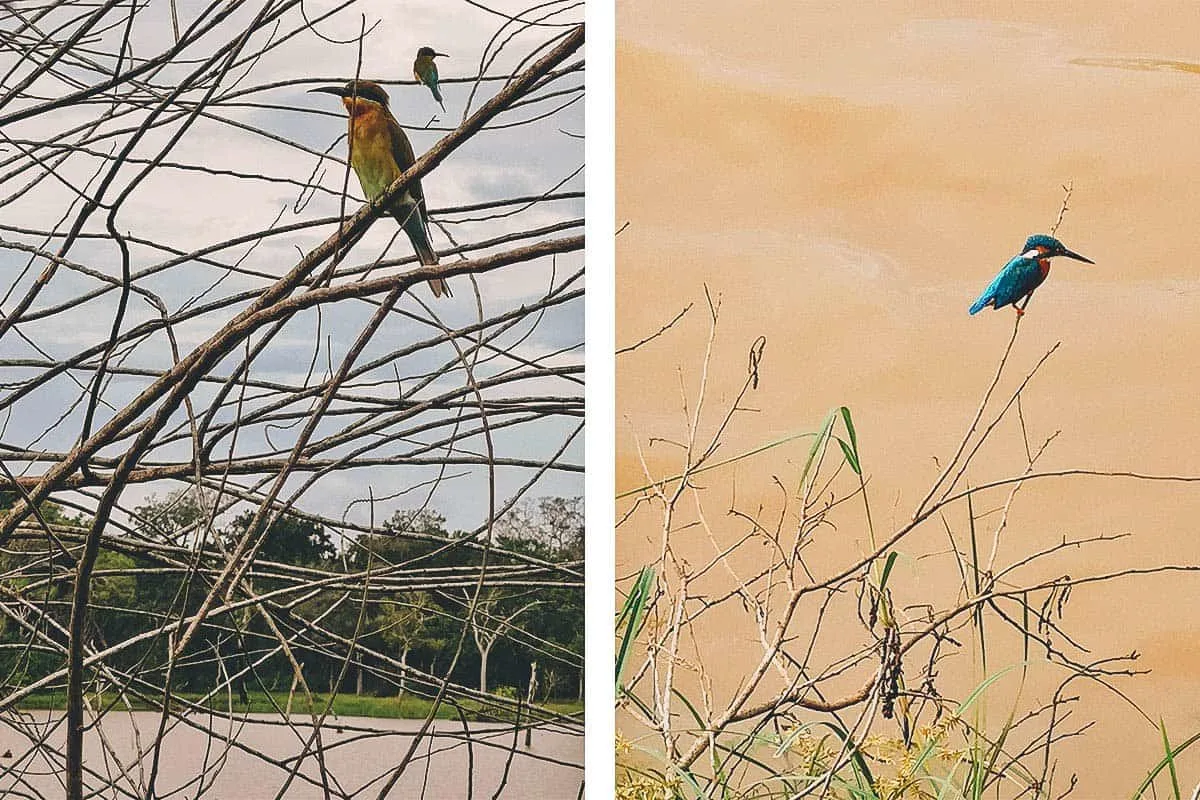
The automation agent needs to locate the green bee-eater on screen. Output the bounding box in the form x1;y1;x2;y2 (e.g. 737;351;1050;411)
413;46;448;111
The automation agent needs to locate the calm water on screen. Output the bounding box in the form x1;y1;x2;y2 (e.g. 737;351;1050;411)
0;711;582;799
618;1;1200;793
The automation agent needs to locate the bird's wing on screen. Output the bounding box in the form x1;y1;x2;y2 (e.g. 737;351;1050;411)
969;265;1008;313
1000;258;1043;302
416;59;439;85
385;113;425;206
429;63;443;102
970;257;1039;313
416;62;444;104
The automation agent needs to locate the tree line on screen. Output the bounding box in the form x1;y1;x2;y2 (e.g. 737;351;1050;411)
0;492;583;709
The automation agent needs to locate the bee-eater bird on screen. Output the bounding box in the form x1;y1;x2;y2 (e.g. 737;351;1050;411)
969;234;1093;316
309;79;449;297
413;47;449;111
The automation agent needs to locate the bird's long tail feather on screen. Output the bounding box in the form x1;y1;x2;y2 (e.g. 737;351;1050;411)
396;205;450;298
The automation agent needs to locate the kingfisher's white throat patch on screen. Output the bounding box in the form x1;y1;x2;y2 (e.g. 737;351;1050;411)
1020;247;1044;259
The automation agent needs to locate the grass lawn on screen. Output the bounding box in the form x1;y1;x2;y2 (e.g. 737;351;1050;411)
16;690;584;721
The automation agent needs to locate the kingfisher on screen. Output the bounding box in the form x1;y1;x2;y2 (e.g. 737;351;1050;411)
413;47;449;111
969;234;1093;316
309;79;449;297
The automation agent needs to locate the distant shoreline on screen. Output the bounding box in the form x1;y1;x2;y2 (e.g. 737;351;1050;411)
12;691;583;722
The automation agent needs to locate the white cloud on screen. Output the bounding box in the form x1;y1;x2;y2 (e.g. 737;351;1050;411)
0;0;584;530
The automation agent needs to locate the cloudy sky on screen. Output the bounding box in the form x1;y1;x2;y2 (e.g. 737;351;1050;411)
0;0;584;535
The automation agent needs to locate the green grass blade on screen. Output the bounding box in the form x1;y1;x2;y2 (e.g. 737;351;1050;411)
837;436;862;475
621;687;656;720
799;410;837;493
616;429;818;499
816;720;876;794
672;686;704;727
1132;729;1200;799
673;765;706;798
878;552;899;593
615;566;655;690
973;709;1017;799
712;730;789;783
840;406;858;452
935;754;969;800
1161;719;1181;800
907;666;1020;777
773;722;816;757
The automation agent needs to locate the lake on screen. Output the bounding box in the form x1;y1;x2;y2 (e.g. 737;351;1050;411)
0;711;582;799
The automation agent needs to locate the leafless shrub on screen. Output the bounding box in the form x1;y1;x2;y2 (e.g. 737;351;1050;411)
617;270;1200;798
0;1;584;797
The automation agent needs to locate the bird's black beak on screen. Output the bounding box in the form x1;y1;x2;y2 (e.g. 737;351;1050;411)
434;52;449;58
1059;247;1094;264
308;86;347;98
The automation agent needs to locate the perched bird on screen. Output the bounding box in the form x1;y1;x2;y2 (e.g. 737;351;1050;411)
309;79;449;298
413;47;449;111
969;234;1093;316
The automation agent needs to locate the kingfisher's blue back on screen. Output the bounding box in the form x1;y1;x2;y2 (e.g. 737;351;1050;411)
969;255;1047;314
968;234;1093;315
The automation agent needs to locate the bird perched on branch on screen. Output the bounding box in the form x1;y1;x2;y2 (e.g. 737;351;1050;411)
413;47;449;111
969;234;1093;316
309;79;449;298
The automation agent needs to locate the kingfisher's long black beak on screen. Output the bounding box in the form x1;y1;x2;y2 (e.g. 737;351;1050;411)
434;51;449;58
1058;247;1094;264
308;85;348;98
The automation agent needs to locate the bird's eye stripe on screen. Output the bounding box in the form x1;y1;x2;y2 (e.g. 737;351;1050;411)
346;84;388;105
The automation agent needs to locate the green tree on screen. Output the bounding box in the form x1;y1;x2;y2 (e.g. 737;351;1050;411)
491;497;584;699
349;508;458;571
375;592;440;698
223;510;335;566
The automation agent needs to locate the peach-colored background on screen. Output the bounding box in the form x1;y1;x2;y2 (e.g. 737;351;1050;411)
617;1;1200;791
